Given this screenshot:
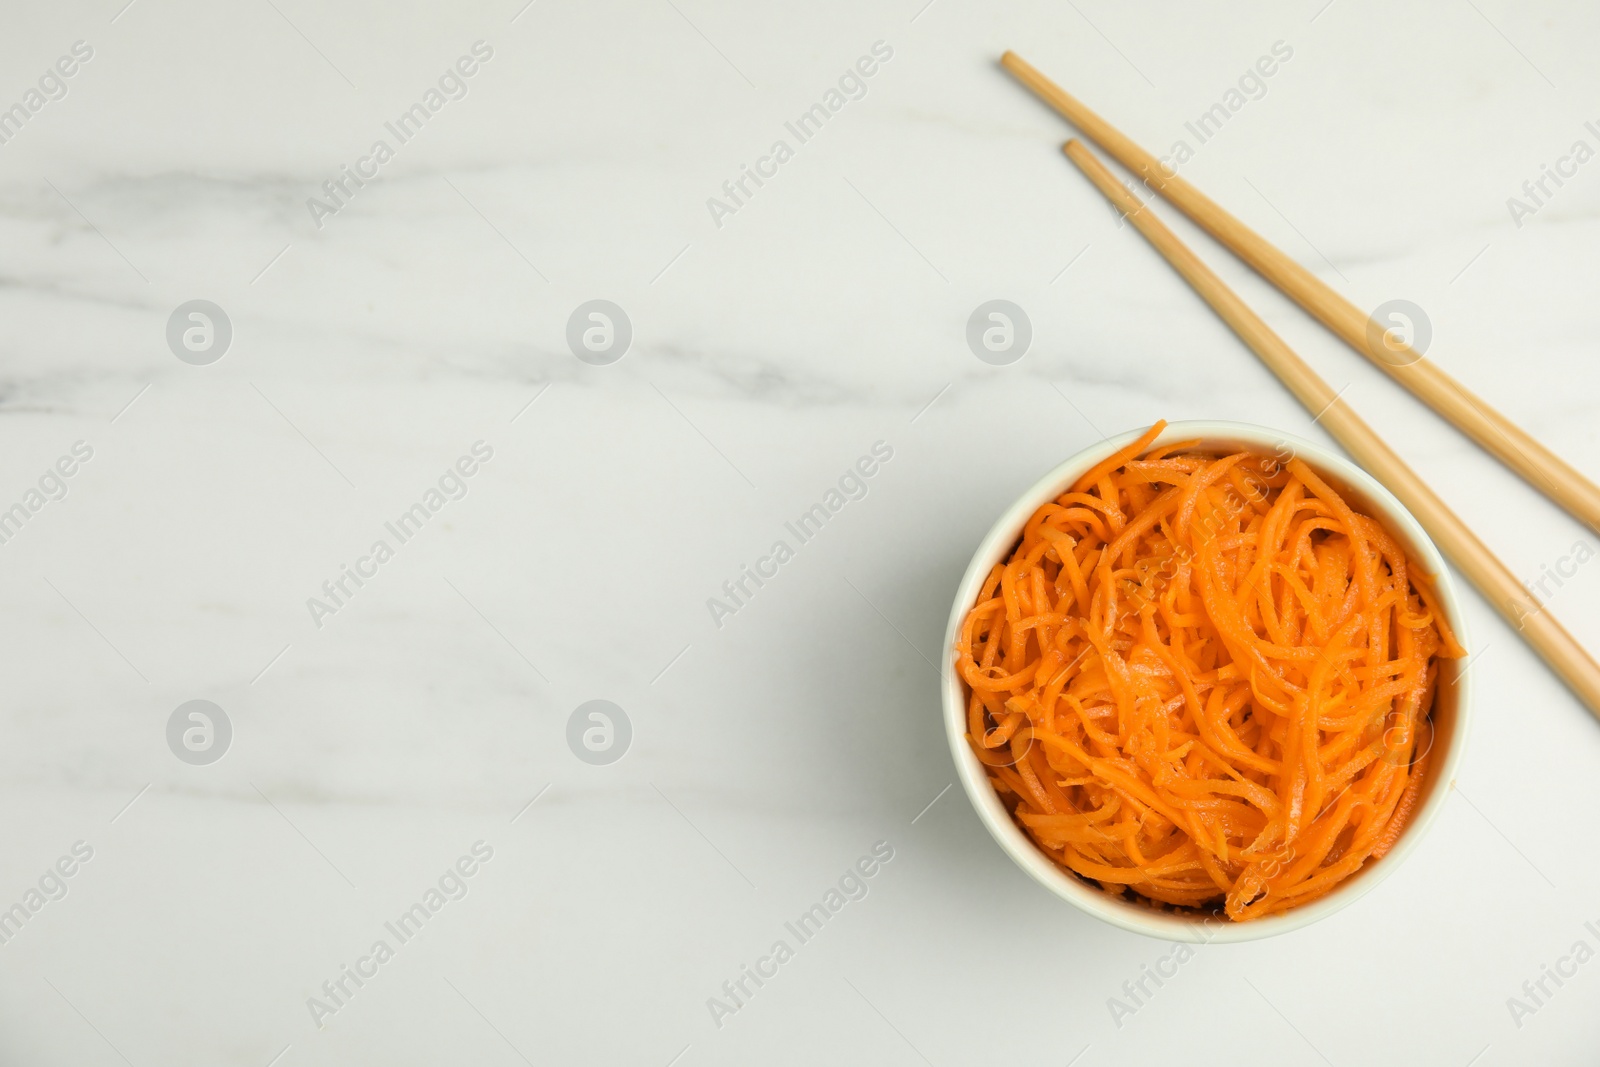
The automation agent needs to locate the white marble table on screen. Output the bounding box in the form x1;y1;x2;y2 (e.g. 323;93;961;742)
2;1;1598;1063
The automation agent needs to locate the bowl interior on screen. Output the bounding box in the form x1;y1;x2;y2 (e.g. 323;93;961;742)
941;420;1470;943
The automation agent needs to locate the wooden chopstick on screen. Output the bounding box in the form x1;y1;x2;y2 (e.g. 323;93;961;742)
1003;51;1600;536
1061;138;1600;721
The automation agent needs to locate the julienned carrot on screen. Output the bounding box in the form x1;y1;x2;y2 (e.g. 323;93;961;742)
958;422;1459;920
1068;421;1166;496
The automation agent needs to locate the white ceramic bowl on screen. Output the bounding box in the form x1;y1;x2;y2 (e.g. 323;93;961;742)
941;421;1471;943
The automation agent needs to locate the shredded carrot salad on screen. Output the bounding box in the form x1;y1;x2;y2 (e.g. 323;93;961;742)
957;421;1462;920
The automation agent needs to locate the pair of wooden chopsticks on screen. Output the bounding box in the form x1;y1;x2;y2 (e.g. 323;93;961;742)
1001;51;1600;721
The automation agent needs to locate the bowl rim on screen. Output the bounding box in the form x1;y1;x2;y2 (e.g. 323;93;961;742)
940;419;1472;943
